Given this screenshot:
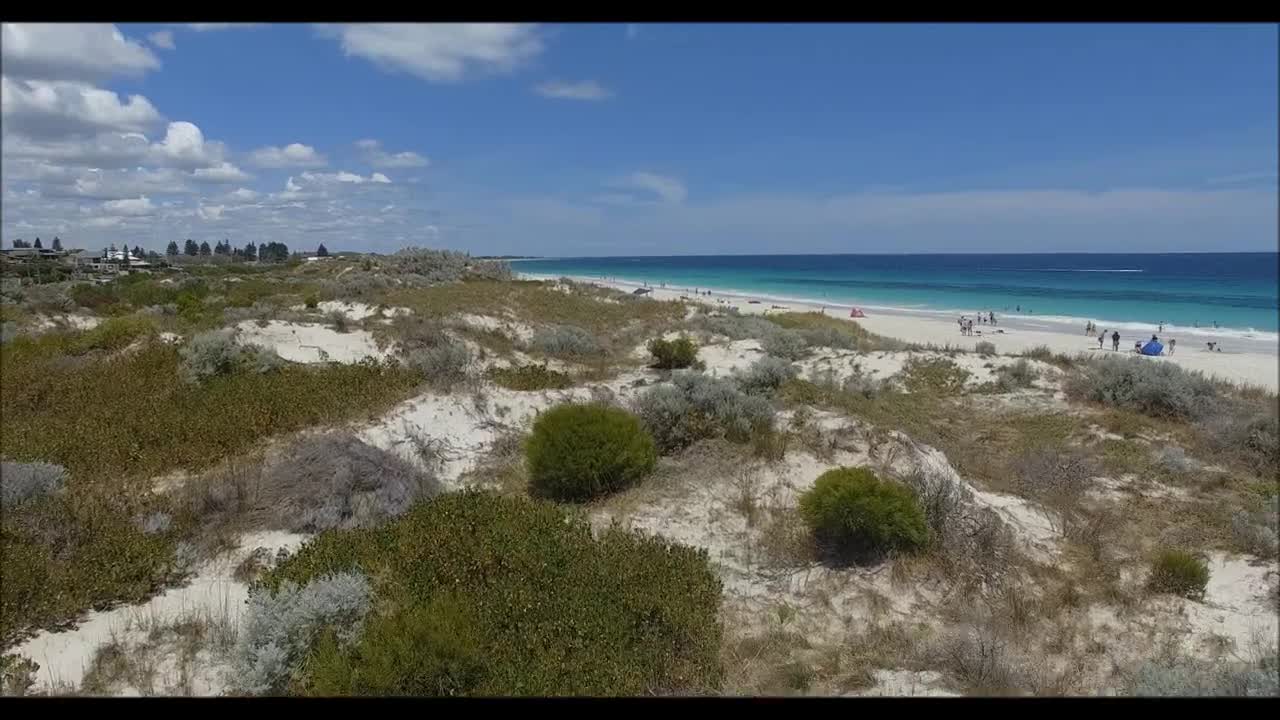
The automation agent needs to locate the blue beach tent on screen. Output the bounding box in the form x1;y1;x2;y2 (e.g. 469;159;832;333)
1140;340;1164;356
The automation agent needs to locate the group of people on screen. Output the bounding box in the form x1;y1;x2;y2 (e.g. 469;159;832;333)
958;311;996;336
1092;326;1177;355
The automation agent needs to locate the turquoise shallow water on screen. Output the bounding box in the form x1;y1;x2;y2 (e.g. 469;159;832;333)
516;253;1280;345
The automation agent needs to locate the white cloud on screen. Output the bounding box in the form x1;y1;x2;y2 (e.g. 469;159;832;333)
318;23;542;82
300;170;392;185
355;138;429;168
197;204;226;221
1;23;160;82
248;142;328;168
192;162;252;183
228;187;260;202
182;23;264;32
147;121;226;169
1;77;162;138
610;172;687;204
102;196;155;216
32;167;190;201
4;123;231;173
85;216;124;228
534;80;613;101
3;131;152;168
148;31;175;50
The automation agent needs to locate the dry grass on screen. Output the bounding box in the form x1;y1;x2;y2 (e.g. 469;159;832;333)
79;603;238;696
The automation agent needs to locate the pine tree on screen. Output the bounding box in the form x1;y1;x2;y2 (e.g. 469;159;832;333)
52;237;63;251
316;243;329;257
11;239;29;248
243;242;257;261
33;238;43;249
167;241;179;256
199;241;211;256
184;239;199;256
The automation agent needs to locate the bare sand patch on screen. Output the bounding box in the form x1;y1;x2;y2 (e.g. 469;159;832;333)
233;321;390;364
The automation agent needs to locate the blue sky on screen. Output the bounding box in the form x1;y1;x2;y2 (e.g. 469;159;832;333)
2;22;1276;255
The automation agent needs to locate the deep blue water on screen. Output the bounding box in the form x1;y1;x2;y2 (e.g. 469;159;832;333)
516;253;1280;340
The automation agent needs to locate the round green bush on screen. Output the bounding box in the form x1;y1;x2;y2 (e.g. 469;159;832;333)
262;491;723;696
647;336;700;370
1148;549;1210;600
798;467;928;563
526;403;657;502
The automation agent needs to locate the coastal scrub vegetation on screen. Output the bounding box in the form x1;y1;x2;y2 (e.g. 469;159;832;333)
486;363;573;391
632;372;776;455
647;335;702;369
255;492;723;696
525;404;657;502
798;467;928;564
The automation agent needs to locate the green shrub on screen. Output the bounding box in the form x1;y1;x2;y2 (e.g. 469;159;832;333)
734;356;798;395
995;359;1039;391
525;404;656;501
1068;356;1219;420
647;336;701;369
487;363;573;391
1;487;180;645
299;594;485;696
305;293;319;310
1;343;420;482
262;492;723;696
1147;549;1210;600
899;356;971;395
70;315;154;355
798;467;928;564
632;372;776;455
974;341;997;356
529;324;602;359
761;329;809;361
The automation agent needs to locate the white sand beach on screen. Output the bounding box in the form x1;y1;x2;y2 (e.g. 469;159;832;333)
525;273;1279;392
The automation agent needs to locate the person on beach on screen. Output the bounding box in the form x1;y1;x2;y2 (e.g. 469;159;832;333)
990;312;996;325
1169;338;1176;355
1111;331;1120;351
1016;305;1021;312
1134;340;1143;353
1098;331;1106;349
1158;322;1164;333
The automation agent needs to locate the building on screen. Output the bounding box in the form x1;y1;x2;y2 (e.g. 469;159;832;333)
1;247;64;263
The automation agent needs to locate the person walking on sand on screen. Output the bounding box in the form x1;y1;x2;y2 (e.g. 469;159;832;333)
1169;338;1176;355
1111;330;1120;351
1098;331;1106;349
1158;322;1164;333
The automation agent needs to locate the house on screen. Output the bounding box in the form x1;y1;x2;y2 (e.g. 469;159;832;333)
304;255;335;263
1;247;63;263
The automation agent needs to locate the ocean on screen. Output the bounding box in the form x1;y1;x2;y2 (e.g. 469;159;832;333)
514;253;1280;347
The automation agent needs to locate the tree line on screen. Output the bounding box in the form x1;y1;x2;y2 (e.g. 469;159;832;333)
162;240;292;262
8;236;332;263
9;237;64;251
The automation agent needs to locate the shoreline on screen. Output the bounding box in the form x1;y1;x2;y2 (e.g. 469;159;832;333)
522;272;1280;391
